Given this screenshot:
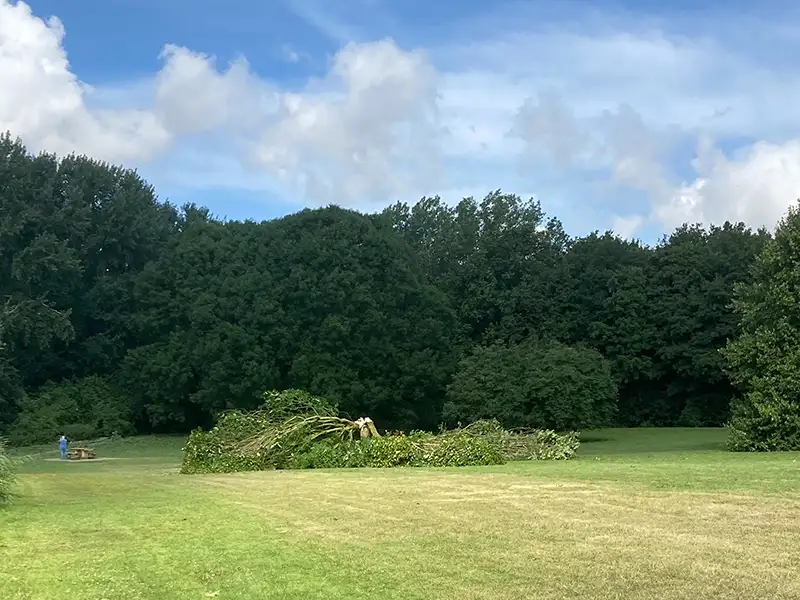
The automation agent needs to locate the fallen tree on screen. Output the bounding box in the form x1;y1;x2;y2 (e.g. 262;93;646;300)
180;389;581;474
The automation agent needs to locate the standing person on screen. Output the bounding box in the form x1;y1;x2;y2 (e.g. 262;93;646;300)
59;435;68;460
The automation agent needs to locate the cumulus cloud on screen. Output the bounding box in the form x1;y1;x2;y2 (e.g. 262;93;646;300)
0;0;170;162
153;45;272;136
661;138;800;231
252;40;443;204
0;0;442;207
512;87;800;234
512;91;675;216
488;29;800;235
3;0;800;235
513;91;673;198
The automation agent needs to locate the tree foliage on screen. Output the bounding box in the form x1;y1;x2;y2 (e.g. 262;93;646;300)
444;338;618;431
0;134;786;448
723;205;800;451
0;439;14;506
9;375;135;445
0;133;177;437
120;206;457;433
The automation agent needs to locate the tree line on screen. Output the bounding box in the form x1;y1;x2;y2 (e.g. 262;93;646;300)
1;133;796;449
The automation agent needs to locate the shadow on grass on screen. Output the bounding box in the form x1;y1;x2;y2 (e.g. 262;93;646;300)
578;435;613;444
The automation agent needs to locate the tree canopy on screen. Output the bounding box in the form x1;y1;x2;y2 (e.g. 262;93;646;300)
722;205;800;451
0;134;787;447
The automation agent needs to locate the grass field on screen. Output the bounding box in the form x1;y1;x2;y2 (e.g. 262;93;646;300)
1;428;799;599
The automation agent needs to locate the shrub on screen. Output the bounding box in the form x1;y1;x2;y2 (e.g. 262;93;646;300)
421;431;506;467
444;338;618;431
290;438;371;469
365;433;427;467
725;389;800;452
181;411;273;474
8;376;135;445
505;429;581;460
0;439;15;506
454;419;580;461
288;430;509;469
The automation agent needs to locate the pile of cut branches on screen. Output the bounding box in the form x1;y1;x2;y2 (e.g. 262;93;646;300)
180;390;580;474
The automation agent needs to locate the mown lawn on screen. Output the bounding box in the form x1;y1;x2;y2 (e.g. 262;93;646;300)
1;429;799;599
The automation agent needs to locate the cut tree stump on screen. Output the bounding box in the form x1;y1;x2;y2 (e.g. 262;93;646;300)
354;417;380;439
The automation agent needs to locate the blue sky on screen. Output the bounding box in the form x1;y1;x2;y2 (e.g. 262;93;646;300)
6;0;800;241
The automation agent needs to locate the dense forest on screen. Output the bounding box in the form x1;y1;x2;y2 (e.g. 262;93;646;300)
1;133;797;449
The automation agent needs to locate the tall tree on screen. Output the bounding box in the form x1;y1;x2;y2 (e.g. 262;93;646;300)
124;206;458;432
0;134;177;433
649;223;769;426
723;205;800;451
0;132;780;440
560;233;660;424
381;191;569;345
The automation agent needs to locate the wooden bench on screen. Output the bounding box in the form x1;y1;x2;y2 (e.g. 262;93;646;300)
67;447;97;460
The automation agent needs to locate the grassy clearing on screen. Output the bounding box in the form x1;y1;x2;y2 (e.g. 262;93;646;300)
1;429;799;599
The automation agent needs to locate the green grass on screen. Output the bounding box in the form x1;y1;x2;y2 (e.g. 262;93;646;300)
2;428;799;599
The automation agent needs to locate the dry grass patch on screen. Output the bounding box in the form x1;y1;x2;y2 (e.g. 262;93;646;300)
196;469;800;599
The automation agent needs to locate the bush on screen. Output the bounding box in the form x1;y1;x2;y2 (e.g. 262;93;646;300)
0;439;15;507
290;438;372;469
360;433;427;468
421;431;506;467
725;389;800;452
444;338;618;431
286;430;509;469
452;419;580;461
505;429;581;460
8;375;135;445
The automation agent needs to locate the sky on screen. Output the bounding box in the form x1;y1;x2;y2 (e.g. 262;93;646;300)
3;0;800;241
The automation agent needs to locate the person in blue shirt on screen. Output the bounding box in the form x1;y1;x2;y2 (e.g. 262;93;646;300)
59;435;68;460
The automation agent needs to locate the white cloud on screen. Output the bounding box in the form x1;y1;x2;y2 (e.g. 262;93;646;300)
508;72;800;234
439;27;800;235
252;39;443;204
611;215;646;239
0;0;170;162
661;138;800;231
0;1;442;208
153;45;272;137
3;0;800;236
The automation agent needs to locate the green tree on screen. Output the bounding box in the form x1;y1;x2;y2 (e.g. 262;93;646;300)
559;233;660;424
560;225;766;427
380;191;570;346
0;298;72;429
10;375;135;445
124;206;458;432
444;338;618;431
0;128;776;438
723;205;800;451
0;134;178;438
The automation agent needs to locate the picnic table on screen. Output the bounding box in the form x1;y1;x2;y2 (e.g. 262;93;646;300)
67;447;97;460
